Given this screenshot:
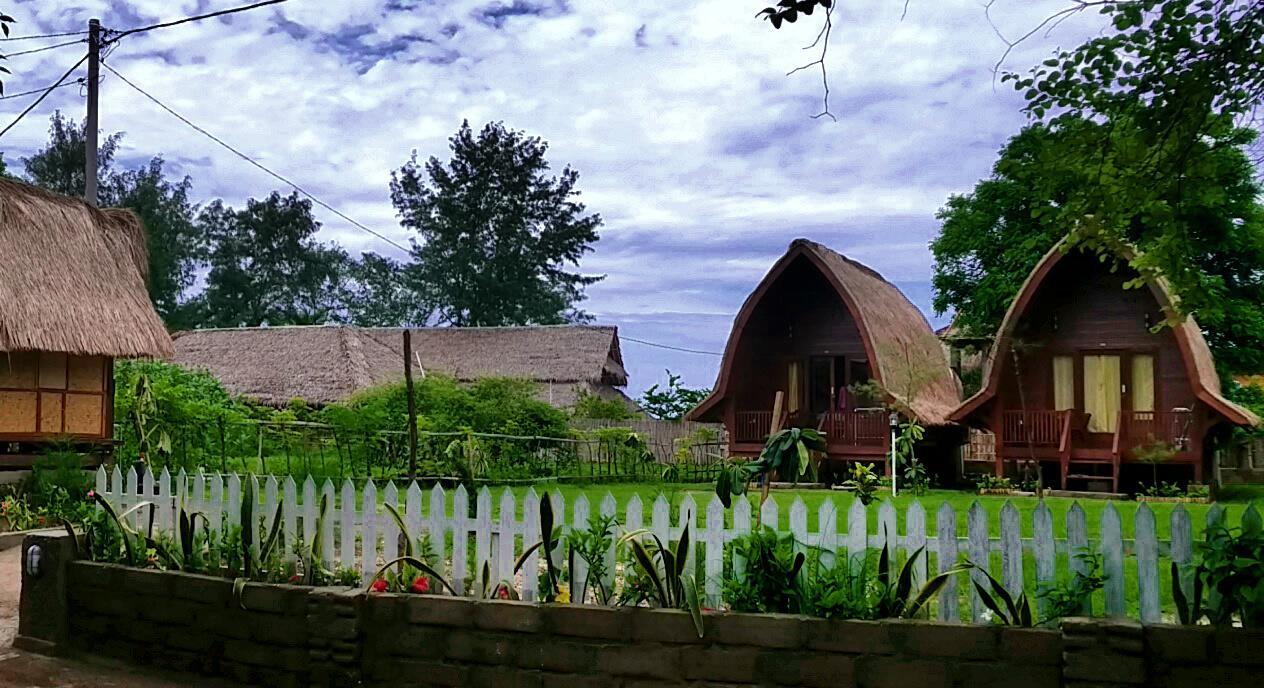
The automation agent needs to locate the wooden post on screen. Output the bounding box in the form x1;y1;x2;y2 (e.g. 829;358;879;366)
404;330;419;480
759;391;785;511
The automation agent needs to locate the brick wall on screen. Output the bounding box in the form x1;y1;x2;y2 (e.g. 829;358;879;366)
16;533;1264;688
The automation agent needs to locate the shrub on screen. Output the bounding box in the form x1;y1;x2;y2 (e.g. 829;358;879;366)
23;446;93;524
572;390;638;421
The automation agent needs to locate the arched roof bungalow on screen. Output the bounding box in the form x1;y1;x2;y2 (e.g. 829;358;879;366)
949;239;1258;490
687;239;960;472
0;180;172;464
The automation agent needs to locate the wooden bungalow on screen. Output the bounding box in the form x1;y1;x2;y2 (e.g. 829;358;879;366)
686;239;961;475
0;180;173;465
949;240;1259;490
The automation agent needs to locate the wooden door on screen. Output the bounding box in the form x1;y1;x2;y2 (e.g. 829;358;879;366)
1084;354;1122;433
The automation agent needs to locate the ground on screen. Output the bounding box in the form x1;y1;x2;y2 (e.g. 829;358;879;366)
0;546;239;687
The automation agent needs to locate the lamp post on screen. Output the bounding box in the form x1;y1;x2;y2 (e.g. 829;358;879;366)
889;411;899;497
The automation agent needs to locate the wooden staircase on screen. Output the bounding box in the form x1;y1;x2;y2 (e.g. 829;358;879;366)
1059;411;1120;492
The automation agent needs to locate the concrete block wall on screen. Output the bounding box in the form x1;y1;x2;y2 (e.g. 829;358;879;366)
16;533;1264;687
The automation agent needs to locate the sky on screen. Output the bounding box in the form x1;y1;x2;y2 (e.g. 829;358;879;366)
0;0;1107;397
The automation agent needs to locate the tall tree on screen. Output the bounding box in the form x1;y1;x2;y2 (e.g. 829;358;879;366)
390;120;603;327
18;113;204;328
339;252;418;326
932;118;1264;375
22;111;120;198
197;192;348;328
101;158;204;329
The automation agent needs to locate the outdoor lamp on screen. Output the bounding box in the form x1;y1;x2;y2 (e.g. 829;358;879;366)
889;412;899;428
25;544;42;578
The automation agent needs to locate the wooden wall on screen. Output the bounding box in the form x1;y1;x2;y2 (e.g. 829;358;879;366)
0;351;112;439
728;256;867;411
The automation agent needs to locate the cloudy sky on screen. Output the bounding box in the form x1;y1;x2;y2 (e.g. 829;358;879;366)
1;0;1104;395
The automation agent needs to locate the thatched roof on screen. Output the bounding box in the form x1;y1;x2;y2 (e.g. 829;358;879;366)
0;179;172;358
951;239;1259;427
689;239;961;426
171;324;628;407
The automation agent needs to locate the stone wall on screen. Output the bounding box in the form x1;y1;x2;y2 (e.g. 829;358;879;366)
16;533;1264;688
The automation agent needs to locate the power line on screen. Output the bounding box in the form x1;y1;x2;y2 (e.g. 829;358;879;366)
620;336;722;356
106;0;289;43
0;31;87;42
2;38;84;58
0;52;89;140
101;61;412;254
0;77;85;100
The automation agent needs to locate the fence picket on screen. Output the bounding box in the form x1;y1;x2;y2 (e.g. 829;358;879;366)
1242;504;1262;534
192;471;206;529
1135;502;1160;623
704;496;725;607
262;476;278;558
679;494;698;580
95;466;107;497
451;485;469;595
340;479;357;569
382;482;399;565
732;497;751;581
429;484;447;582
225;473;241;534
652;495;671;546
790;498;809;566
1000;502;1023;599
320;479;336;568
760;497;778;533
847;499;866;568
625;494;644;537
283;477;297;563
1033;501;1055;618
362;480;378;581
936;502;958;622
877;501;897;554
1101;502;1125;617
157;468;172;531
967;502;989;622
906;501;927;598
1170;506;1192;618
600;493;618;598
521;488;539;601
474;488;492;579
302;477;317;549
406;483;423;554
1067;502;1090;615
144;469;157;531
497;490;516;585
818;498;838;570
572;495;591;603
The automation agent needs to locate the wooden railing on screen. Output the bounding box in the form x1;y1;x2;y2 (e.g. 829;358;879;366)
824;410;889;447
733;410;774;444
1001;410;1067;447
1119;410;1194;454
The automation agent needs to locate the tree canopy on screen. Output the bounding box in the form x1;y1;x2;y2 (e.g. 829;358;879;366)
932;118;1264;375
390;120;603;327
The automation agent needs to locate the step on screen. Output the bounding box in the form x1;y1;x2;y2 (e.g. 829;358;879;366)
1065;473;1113;481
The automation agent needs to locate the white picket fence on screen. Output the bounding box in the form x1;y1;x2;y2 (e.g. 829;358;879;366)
96;467;1254;624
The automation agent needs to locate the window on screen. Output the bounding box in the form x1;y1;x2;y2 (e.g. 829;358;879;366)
1131;354;1155;412
787;360;802;414
1052;356;1075;411
0;352;107;437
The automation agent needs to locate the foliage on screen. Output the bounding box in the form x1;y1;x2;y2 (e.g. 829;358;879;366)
618;523;704;637
757;0;832;29
1140;482;1186;498
1037;551;1108;623
930;117;1264;376
895;421;927;495
23;447;92;524
970;563;1036;627
715;428;827;508
846;380;884;407
571;390;638;421
873;543;970;620
639;371;711;421
22;111;120;201
975;475;1015;491
339;252;419;327
1134;437;1179;489
1193;521;1264;627
390;120;603;326
723;527;807;614
995;0;1264;374
569;513;619;605
113;360;247;466
841;463;882;506
195;191;348;328
0;495;37;532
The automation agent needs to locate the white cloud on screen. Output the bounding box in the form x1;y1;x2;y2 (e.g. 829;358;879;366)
2;0;1109;394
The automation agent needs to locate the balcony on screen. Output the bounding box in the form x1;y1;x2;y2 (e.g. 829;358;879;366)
732;408;887;451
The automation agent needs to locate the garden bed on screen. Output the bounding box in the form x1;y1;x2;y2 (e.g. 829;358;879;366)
1135;495;1211;504
18;534;1264;688
976;488;1037;497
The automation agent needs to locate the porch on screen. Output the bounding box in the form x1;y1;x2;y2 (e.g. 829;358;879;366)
995;408;1200;490
730;408;891;466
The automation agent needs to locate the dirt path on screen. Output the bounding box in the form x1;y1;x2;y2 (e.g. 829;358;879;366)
0;544;239;687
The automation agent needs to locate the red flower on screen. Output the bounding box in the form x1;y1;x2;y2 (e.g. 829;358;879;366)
410;576;431;594
497;586;510;600
288;574;302;584
370;578;388;593
87;490;96;499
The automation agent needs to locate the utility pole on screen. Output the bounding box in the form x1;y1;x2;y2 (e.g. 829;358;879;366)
84;18;101;207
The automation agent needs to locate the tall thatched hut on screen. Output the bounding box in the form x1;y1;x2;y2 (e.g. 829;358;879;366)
0;180;172;461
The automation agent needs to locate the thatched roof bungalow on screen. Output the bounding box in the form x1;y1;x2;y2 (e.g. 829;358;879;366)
170;324;632;410
0;179;172;455
687;239;960;473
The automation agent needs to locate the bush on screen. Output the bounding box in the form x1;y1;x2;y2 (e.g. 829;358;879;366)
572;390;638;421
23;446;93;525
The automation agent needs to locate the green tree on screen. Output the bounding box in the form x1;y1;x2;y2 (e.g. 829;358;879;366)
932;117;1264;375
1003;0;1264;333
197;191;348;327
22;111;120;198
339;252;418;326
389;120;603;326
101;158;204;329
639;370;711;421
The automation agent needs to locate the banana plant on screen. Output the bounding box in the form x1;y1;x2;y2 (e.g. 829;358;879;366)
619;523;704;637
715;427;827;510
